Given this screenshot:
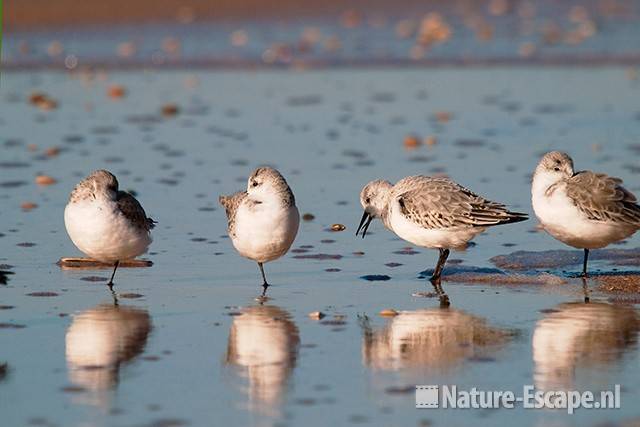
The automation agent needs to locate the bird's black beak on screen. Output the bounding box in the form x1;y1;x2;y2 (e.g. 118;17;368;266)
356;211;373;238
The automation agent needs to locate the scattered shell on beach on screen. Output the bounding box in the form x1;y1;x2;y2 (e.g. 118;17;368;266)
403;135;420;149
35;175;56;186
379;309;399;317
161;104;180;117
108;85;127;99
20;202;38;211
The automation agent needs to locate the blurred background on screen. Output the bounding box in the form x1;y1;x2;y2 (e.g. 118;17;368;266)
4;0;640;68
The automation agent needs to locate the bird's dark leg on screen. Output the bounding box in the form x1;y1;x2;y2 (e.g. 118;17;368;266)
581;248;589;278
258;262;269;291
107;261;120;290
581;276;590;303
431;276;451;307
110;287;119;306
428;249;451;307
430;249;450;282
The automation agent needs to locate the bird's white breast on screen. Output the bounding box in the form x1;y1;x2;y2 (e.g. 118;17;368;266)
531;177;634;249
232;200;299;263
388;202;485;250
64;198;151;262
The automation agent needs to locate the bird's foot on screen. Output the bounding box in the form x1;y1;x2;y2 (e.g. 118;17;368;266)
568;272;589;279
439;294;451;308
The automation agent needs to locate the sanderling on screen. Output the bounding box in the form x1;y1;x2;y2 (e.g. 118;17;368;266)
532;301;638;390
532;151;640;276
219;167;300;291
357;176;527;301
64;170;156;289
226;305;299;410
66;304;151;397
361;309;513;373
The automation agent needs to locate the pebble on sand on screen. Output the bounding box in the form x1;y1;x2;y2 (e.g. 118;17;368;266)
330;224;346;232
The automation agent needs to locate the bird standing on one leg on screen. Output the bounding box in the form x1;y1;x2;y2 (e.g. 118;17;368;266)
64;170;155;289
357;176;527;303
532;151;640;277
219;167;299;293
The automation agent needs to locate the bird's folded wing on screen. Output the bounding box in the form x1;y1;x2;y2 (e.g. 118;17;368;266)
565;171;640;224
116;191;155;231
219;190;248;232
396;177;524;229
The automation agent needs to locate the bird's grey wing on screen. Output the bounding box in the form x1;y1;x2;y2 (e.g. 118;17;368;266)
116;191;155;231
396;177;527;229
565;171;640;225
218;191;248;235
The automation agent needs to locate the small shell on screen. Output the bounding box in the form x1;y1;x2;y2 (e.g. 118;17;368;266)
424;136;437;146
330;223;346;232
107;85;127;99
21;202;38;211
45;147;60;157
308;311;325;320
35;175;56;186
403;135;420;149
434;111;452;123
379;309;399;317
161;104;180;117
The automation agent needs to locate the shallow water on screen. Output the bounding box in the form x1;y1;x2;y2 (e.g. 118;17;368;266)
1;67;640;426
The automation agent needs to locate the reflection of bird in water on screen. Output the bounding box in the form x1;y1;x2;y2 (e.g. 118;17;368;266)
533;301;639;391
65;304;152;407
361;309;515;374
225;305;299;413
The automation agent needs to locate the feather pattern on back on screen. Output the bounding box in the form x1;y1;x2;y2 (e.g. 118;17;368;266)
116;191;156;231
219;191;248;236
565;171;640;225
389;176;527;229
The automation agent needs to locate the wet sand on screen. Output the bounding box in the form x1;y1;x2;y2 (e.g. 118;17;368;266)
1;65;640;426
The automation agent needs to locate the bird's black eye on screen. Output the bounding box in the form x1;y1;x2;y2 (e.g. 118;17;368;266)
252;181;259;187
553;167;560;172
365;197;371;204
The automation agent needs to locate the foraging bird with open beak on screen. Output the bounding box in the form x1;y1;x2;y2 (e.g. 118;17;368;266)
357;176;527;300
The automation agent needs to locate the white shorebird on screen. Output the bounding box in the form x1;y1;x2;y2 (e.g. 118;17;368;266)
219;167;299;291
225;305;299;413
66;303;151;405
532;151;640;277
357;176;527;298
64;170;155;289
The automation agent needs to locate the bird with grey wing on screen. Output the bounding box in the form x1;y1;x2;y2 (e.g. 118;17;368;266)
532;151;640;277
64;170;155;292
357;175;527;305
